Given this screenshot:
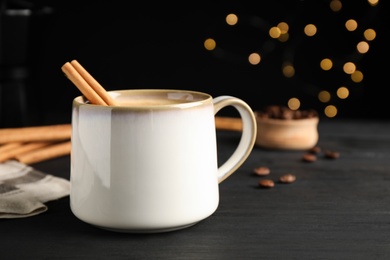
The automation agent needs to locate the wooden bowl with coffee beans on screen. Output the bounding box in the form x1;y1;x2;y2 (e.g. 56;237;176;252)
254;105;319;150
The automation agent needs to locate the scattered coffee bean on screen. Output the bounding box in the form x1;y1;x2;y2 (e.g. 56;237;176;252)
324;150;340;159
258;179;275;188
253;166;271;176
302;153;317;162
308;146;321;154
279;174;296;184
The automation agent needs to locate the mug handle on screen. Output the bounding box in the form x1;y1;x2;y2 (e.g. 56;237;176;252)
213;96;257;183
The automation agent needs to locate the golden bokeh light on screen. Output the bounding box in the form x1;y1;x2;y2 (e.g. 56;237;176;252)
337;86;349;99
368;0;379;6
364;28;376;41
269;27;281;38
287;98;300;110
320;58;333;71
226;14;238;26
351;70;363;83
202;1;381;119
304;24;317;36
357;41;370;54
277;22;289;34
324;105;338;118
248;53;261;65
318;90;331;103
278;32;289;42
330;0;342;12
343;62;356;74
204;38;216;51
282;62;295;78
345;19;358;31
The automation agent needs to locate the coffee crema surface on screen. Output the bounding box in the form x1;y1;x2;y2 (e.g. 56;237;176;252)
113;90;210;107
81;90;210;107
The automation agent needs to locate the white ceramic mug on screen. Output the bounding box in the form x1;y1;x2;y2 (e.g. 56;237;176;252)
70;89;257;233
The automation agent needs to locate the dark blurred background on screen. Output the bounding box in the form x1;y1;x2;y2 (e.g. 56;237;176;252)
0;0;388;127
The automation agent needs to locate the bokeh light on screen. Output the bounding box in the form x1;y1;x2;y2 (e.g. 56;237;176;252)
277;22;289;34
364;29;376;41
368;0;379;6
330;0;342;12
204;38;216;51
345;19;358;31
318;91;331;103
226;14;238;26
357;41;369;54
282;63;295;78
324;105;338;118
248;53;261;65
343;62;356;74
288;98;300;110
337;87;349;99
269;27;281;39
351;70;363;83
204;0;381;119
304;24;317;36
320;59;333;71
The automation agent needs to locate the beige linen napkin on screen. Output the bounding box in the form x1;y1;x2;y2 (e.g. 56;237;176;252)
0;160;70;218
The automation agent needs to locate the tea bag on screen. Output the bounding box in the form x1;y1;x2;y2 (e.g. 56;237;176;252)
0;160;70;218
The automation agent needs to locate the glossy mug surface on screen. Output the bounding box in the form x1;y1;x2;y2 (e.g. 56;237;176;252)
70;89;257;233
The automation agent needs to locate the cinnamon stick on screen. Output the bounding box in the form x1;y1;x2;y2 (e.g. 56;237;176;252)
0;141;52;162
62;62;108;106
70;60;117;106
0;142;23;154
62;60;116;106
15;141;72;165
0;124;71;144
215;117;243;132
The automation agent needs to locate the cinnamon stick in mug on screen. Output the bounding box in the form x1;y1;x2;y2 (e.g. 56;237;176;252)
62;61;109;106
69;60;117;106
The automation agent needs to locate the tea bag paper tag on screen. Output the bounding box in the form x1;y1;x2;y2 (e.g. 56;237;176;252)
0;160;70;218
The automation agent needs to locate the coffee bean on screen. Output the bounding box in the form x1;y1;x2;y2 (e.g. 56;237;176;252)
253;166;271;176
302;153;317;162
308;146;321;154
257;105;318;120
281;109;294;119
279;174;296;184
324;150;340;159
258;179;275;188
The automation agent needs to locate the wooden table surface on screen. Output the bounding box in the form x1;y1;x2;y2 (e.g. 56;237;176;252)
2;119;390;259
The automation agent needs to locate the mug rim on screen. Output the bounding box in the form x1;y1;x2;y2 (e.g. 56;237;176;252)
73;89;213;109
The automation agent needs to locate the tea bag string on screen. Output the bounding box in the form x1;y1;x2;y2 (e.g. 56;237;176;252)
61;60;117;106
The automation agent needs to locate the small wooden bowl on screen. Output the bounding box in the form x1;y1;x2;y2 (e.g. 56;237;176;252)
255;112;319;150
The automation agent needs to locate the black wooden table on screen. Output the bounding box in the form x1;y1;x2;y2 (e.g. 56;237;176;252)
2;119;390;259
